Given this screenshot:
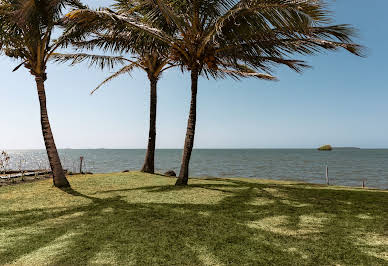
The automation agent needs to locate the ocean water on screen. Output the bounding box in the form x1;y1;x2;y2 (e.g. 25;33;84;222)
3;149;388;189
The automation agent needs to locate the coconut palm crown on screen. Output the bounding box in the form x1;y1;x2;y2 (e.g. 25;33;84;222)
0;0;85;188
67;0;363;185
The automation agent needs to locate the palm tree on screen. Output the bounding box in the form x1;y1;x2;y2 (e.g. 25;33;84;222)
0;0;84;188
68;0;363;186
55;3;175;174
54;48;174;175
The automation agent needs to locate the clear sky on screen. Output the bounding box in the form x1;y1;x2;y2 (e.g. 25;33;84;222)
1;0;387;149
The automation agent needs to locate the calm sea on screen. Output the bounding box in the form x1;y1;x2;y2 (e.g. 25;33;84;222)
3;149;388;189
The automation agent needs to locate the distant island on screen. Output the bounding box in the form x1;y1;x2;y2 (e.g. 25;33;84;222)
318;145;332;151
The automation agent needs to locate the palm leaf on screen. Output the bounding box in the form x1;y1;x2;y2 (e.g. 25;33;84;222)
51;53;130;70
91;63;136;95
220;69;277;80
65;8;174;45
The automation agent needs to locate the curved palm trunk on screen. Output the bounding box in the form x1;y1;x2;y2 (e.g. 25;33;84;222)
176;67;199;186
141;76;158;174
35;76;70;188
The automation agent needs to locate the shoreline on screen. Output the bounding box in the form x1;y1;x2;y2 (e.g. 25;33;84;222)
1;171;387;192
2;149;387;190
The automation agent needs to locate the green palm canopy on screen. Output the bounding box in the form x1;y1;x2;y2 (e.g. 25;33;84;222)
65;0;363;185
53;1;177;174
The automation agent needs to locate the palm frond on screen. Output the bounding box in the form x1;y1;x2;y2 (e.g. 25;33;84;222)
149;0;186;33
91;64;136;95
0;0;84;74
12;61;26;72
51;53;130;70
220;69;277;80
65;8;174;45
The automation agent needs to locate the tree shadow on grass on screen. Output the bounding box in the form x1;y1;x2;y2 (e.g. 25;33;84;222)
0;179;387;265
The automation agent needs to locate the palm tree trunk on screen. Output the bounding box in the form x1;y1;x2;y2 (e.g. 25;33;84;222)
176;66;199;186
35;75;70;188
141;76;158;174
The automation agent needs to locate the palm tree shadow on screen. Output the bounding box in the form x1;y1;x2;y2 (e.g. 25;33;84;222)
60;187;98;200
1;180;387;265
57;182;388;264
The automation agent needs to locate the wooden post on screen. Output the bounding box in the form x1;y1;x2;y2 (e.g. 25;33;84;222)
326;165;329;185
80;156;84;174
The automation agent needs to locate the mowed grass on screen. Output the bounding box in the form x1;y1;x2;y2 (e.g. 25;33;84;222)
0;172;387;265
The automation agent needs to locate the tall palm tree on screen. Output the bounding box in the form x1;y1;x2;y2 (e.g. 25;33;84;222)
55;3;175;174
54;47;174;175
0;0;84;188
68;0;363;186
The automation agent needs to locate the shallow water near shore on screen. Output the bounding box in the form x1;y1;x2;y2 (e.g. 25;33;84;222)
3;149;388;189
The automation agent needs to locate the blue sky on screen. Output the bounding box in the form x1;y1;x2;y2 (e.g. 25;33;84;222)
1;0;387;149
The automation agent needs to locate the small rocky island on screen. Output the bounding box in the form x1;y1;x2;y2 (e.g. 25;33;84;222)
318;145;333;151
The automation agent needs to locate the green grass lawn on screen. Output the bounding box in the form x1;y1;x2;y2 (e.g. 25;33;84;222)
0;172;387;265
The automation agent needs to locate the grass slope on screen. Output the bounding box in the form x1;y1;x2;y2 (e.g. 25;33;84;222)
0;172;387;265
